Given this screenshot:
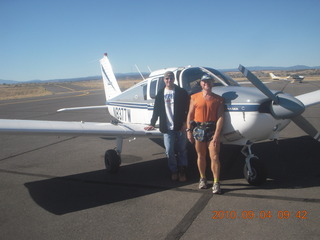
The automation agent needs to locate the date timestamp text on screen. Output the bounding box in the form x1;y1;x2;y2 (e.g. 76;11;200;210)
212;210;308;220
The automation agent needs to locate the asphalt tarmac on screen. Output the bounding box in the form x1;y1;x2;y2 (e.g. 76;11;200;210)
0;80;319;239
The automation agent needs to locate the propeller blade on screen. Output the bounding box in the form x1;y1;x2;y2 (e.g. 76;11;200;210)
292;115;320;141
238;65;279;104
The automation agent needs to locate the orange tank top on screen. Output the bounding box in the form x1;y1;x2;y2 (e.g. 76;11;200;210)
191;92;224;123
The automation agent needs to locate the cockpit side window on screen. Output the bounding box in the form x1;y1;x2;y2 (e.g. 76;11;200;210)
150;78;157;99
143;82;147;100
149;77;166;99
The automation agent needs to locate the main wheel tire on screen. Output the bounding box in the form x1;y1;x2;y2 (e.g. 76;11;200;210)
105;149;121;173
243;157;267;186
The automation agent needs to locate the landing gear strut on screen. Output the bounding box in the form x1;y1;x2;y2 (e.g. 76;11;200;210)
104;137;122;173
241;142;267;186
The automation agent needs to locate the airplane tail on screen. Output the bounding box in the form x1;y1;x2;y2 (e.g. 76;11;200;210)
100;53;122;100
269;73;277;79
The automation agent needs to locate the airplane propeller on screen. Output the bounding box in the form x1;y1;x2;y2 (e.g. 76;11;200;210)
238;65;279;104
238;65;320;141
291;115;320;141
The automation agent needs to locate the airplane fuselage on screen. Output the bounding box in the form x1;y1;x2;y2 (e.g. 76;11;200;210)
106;67;291;145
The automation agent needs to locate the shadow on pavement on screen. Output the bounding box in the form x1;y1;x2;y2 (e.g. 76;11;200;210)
24;136;320;215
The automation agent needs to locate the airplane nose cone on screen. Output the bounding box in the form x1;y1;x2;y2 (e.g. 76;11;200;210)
270;93;305;119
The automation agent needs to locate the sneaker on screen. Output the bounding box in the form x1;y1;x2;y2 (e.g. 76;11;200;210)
178;167;187;182
171;172;178;181
199;178;207;189
212;182;221;194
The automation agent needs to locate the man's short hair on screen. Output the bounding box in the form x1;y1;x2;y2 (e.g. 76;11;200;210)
164;71;174;78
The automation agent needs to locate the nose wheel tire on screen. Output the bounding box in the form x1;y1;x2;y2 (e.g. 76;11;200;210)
243;157;267;186
105;149;121;173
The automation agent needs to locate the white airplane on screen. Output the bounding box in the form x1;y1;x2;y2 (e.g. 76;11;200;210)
289;74;305;83
269;72;305;83
0;53;319;186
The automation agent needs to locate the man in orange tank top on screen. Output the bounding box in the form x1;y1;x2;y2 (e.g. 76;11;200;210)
186;74;224;194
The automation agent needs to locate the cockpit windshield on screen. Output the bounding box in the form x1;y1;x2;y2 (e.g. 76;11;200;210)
180;67;239;95
204;67;239;86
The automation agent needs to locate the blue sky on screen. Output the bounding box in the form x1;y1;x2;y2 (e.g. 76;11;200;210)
1;0;320;81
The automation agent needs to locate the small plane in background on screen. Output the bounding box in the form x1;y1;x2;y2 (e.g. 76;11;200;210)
0;53;319;186
269;72;305;83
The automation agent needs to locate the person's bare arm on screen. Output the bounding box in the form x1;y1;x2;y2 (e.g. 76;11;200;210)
186;99;195;143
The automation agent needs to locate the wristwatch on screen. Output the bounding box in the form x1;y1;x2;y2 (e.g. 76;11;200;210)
186;128;191;132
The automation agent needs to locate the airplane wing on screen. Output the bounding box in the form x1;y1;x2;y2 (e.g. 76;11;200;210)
0;119;162;138
57;105;108;112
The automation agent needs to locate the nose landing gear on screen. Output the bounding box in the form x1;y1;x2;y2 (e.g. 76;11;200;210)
241;142;267;186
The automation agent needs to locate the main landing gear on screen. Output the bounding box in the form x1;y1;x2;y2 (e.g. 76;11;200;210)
241;142;267;186
104;137;122;173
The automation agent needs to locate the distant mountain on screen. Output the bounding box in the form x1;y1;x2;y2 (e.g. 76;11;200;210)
0;76;101;85
36;76;102;83
0;79;19;84
221;65;320;72
246;65;320;71
0;73;145;85
115;72;149;80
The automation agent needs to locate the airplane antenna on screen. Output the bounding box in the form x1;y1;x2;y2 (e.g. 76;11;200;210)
147;66;152;73
135;64;145;80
